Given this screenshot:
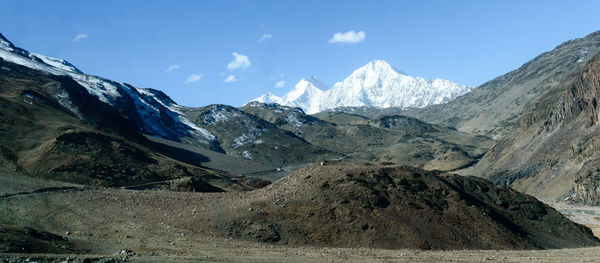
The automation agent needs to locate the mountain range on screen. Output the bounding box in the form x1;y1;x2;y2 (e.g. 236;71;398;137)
5;30;600;206
252;60;472;114
0;33;490;173
3;30;600;255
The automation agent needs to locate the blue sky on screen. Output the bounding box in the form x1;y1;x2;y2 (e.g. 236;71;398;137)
2;1;600;107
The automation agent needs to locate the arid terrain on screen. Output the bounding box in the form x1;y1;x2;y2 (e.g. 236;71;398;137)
2;163;600;262
3;13;600;263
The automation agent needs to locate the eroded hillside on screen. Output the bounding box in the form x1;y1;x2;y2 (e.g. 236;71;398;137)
471;53;600;205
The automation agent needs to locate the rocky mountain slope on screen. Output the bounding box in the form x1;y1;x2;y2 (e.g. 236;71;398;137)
0;35;261;191
252;60;471;114
470;52;600;205
402;31;600;139
182;104;333;167
0;33;220;150
241;102;493;171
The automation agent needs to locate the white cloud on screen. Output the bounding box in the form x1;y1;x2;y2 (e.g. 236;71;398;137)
274;80;285;88
259;34;273;42
227;52;251;70
224;74;238;83
73;33;88;42
328;30;366;44
165;64;181;72
184;73;204;83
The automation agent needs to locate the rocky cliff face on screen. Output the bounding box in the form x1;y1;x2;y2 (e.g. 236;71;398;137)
472;54;600;204
403;31;600;140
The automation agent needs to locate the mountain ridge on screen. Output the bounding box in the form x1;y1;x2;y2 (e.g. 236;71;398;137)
469;52;600;204
402;30;600;139
252;60;471;114
0;32;221;150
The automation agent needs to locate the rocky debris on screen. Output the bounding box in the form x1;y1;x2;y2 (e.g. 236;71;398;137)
168;176;224;193
227;221;281;243
116;248;135;257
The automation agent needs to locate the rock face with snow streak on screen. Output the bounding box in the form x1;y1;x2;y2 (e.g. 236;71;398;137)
181;104;333;166
0;33;218;150
252;60;471;114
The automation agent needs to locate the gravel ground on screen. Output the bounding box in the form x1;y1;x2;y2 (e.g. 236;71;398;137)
3;244;600;262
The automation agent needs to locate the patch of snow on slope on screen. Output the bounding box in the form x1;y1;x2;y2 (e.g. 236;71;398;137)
233;134;254;148
54;89;83;118
71;75;122;104
0;37;13;51
203;105;242;125
179;117;216;141
136;88;178;113
577;48;590;63
135;88;216;141
232;125;267;149
242;150;252;160
0;48;63;75
30;53;82;73
285;113;304;128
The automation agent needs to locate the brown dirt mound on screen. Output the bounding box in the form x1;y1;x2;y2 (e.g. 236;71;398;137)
220;162;599;250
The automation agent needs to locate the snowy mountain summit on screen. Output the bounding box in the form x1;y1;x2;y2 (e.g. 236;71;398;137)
252;60;472;114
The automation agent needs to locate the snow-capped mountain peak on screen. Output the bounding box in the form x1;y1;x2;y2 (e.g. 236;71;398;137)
250;76;328;114
279;76;327;114
253;91;282;104
251;60;472;114
282;76;326;102
348;59;407;79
